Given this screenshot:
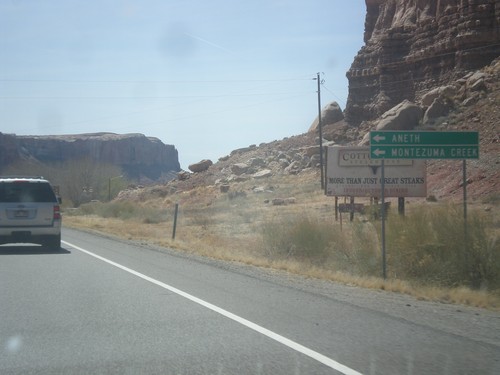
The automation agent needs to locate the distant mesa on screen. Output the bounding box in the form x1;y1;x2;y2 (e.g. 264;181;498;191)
0;132;180;182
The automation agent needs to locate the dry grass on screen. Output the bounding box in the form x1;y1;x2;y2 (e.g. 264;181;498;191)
63;170;500;310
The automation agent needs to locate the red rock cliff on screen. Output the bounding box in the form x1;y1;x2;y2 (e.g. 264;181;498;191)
345;0;500;125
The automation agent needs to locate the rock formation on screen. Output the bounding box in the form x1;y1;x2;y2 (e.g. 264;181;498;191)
309;101;344;131
345;0;500;126
0;132;180;181
188;159;213;173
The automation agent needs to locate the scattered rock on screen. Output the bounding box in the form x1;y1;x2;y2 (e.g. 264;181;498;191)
178;171;190;180
421;85;457;107
303;145;320;157
248;157;266;168
309;101;344;132
285;161;302;175
470;78;487;92
272;198;286;206
188;159;213;173
375;100;423;131
253;169;272;179
423;97;454;124
231;163;249;176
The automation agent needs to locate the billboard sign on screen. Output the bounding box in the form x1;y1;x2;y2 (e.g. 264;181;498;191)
326;146;427;197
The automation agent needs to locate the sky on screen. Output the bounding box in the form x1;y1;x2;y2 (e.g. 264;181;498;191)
0;0;366;170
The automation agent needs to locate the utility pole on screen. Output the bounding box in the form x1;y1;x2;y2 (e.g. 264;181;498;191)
314;72;324;190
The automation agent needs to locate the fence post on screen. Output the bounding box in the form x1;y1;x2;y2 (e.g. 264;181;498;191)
172;203;179;240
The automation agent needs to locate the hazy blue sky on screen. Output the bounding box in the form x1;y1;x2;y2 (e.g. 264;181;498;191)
0;0;366;169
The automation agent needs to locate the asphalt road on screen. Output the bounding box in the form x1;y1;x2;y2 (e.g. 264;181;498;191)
1;227;499;374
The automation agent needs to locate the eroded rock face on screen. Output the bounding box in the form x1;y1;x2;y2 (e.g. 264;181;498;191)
0;132;180;181
345;0;500;125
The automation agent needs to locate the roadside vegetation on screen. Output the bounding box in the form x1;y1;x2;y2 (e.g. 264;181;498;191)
5;157;498;308
63;171;500;309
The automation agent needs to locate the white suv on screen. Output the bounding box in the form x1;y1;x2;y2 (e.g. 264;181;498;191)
0;176;62;248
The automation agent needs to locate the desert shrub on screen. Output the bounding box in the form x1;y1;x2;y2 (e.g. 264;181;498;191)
481;192;500;205
261;214;381;272
69;201;168;224
261;216;334;264
227;190;247;200
386;204;500;290
344;221;380;276
186;209;215;230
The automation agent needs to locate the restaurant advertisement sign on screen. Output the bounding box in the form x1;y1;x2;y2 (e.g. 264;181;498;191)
326;146;427;197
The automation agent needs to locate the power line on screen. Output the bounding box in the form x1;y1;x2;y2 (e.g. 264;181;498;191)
321;84;347;108
0;91;315;100
0;76;315;84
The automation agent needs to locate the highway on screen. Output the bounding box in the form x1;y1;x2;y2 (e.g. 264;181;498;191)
1;227;499;374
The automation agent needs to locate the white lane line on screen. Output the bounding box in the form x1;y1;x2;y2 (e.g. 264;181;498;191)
63;240;363;375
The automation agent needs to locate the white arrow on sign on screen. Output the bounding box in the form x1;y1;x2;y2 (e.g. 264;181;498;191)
372;148;386;156
372;134;386;143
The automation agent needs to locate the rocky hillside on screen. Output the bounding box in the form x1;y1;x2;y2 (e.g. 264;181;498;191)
0;132;180;182
120;56;499;203
345;0;500;125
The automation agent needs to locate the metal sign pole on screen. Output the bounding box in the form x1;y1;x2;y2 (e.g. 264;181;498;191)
381;160;387;280
463;160;468;267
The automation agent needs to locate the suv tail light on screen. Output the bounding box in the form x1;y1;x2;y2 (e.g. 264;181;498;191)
53;205;61;220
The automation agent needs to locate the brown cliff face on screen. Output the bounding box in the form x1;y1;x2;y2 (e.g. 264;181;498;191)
345;0;500;125
0;132;180;181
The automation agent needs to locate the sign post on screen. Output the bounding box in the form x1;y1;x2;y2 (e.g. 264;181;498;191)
369;130;479;280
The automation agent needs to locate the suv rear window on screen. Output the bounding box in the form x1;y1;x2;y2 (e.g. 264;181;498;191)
0;182;58;203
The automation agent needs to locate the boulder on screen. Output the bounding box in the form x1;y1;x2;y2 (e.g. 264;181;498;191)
285;161;302;175
272;198;286;206
253;169;273;179
470;78;487;92
423;97;454;124
188;159;213;173
309;101;344;132
467;72;487;87
303;146;320;157
375;100;423;131
248;157;266;168
231;163;249;175
421;85;457;107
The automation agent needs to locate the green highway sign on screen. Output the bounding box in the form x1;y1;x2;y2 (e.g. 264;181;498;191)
370;131;479;159
371;145;478;159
